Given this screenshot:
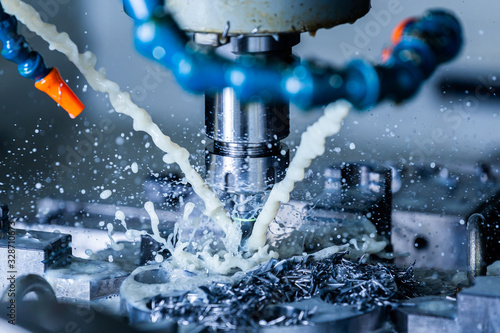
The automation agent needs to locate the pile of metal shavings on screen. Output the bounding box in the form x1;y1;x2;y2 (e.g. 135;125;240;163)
145;251;421;330
320;257;421;310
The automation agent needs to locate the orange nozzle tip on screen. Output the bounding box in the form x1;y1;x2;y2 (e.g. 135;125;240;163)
35;67;85;118
391;17;417;44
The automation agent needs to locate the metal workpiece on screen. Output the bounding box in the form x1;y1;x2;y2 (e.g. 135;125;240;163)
323;167;342;194
1;274;57;306
128;301;385;333
0;229;72;294
44;257;129;302
391;163;500;271
36;198;178;227
270;210;389;260
392;212;468;271
471;191;500;268
467;213;487;284
317;163;392;239
120;265;220;325
164;0;371;34
391;297;459;333
257;300;386;333
457;276;500;333
120;252;418;330
390;279;500;333
269;163;393;257
1;286;139;333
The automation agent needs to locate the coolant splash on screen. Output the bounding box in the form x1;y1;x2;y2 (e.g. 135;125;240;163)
246;101;351;251
0;0;240;255
1;1;382;274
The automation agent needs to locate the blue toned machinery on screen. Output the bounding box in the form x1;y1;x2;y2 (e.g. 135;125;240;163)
4;1;500;333
0;2;84;118
122;0;462;235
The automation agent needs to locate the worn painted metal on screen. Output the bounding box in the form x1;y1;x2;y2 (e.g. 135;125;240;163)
165;0;371;34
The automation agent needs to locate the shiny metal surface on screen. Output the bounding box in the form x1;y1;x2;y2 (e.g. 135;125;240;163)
45;258;129;302
0;229;72;294
471;191;500;268
120;255;393;331
319;163;392;239
1;1;500;332
1;274;57;306
392;279;500;333
457;276;500;332
258;300;386;333
392;211;467;270
206;143;288;194
205;88;289;144
391;297;458;333
391;164;500;271
203;35;294;219
230;34;300;54
467;213;487;284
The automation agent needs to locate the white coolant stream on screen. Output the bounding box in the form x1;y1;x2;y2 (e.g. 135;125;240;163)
246;101;350;250
3;0;356;273
0;0;241;254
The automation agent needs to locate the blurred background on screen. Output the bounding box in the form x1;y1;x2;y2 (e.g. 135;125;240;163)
0;0;498;217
